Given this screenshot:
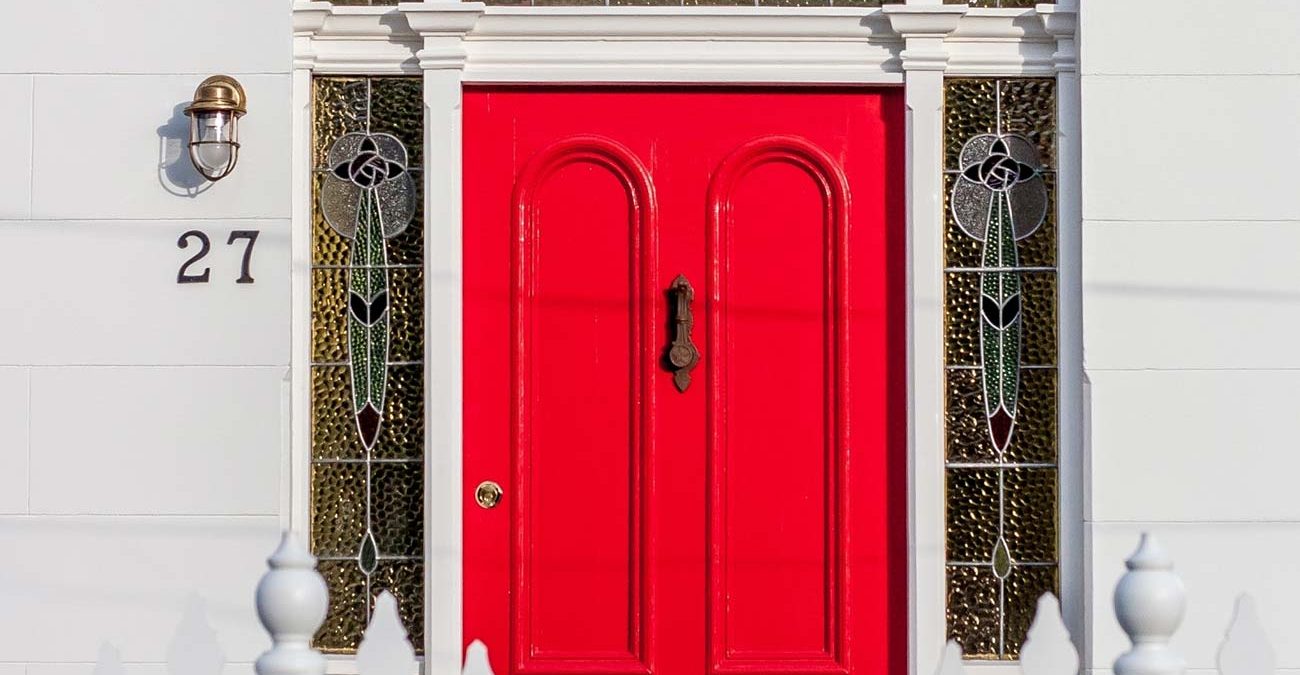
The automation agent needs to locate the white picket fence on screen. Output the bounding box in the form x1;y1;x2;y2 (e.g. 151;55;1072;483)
104;531;1277;675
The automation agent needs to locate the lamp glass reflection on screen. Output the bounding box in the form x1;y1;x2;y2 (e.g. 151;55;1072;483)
188;110;239;180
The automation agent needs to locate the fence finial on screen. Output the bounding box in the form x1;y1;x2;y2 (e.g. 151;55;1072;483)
357;591;417;675
255;531;329;675
1020;593;1079;675
1217;594;1275;675
1114;533;1186;675
936;641;966;675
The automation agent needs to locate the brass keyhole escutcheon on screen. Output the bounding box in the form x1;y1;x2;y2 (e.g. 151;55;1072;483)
475;480;504;509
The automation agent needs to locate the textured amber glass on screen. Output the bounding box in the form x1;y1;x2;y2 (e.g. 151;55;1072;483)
311;75;425;654
943;77;1057;660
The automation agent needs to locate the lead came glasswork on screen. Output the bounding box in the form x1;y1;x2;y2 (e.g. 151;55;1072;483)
952;134;1047;454
944;78;1058;660
312;76;425;654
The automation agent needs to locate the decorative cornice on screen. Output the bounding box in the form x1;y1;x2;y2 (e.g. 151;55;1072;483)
398;2;485;71
471;7;894;40
399;2;486;37
293;1;331;36
464;7;900;83
289;2;1072;79
882;4;965;72
1036;4;1079;73
882;4;967;38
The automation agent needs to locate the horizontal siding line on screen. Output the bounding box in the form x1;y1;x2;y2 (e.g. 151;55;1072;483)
1082;218;1300;224
1081;72;1300;78
5;71;292;77
0;513;279;519
1085;367;1300;373
0;217;290;223
1086;519;1300;525
12;364;289;369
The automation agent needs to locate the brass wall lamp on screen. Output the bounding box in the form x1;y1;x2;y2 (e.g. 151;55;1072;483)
183;75;247;181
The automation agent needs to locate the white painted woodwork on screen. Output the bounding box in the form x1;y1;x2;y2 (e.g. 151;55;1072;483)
32;665;258;675
1080;0;1300;76
299;4;1060;80
0;0;289;75
0;368;29;514
1080;76;1300;223
356;592;418;675
1113;535;1186;675
0;75;32;219
0;516;279;662
28;366;284;515
1088;370;1300;522
0;223;289;366
1091;524;1300;670
1021;595;1080;675
1078;2;1300;674
93;645;128;675
31;74;291;221
166;596;227;675
1217;595;1275;675
255;532;329;675
1040;4;1084;658
294;4;1078;674
1083;222;1300;372
462;641;493;675
937;642;968;675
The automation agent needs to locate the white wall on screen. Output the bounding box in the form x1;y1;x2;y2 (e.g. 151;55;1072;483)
0;1;292;672
1080;0;1300;671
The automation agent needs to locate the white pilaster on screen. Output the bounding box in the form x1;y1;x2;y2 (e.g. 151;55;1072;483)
883;5;965;675
290;1;331;536
396;4;484;673
1039;2;1082;667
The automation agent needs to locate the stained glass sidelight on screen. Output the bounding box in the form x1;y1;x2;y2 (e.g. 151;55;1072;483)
943;78;1057;660
311;76;425;654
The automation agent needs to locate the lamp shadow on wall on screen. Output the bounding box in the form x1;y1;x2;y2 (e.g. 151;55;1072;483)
157;101;212;198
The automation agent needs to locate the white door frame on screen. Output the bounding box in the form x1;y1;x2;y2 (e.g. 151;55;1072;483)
288;4;1082;675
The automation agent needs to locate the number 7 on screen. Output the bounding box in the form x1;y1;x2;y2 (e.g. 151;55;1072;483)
227;230;260;284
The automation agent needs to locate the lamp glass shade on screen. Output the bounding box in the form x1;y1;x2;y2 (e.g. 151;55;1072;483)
188;109;239;180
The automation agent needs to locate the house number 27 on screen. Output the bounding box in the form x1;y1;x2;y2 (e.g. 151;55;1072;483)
177;230;260;284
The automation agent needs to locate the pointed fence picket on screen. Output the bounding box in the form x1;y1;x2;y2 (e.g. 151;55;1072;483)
234;531;1277;675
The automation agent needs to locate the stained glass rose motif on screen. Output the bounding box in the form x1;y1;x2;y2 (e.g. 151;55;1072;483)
321;132;415;240
950;134;1047;456
319;132;417;453
333;136;406;188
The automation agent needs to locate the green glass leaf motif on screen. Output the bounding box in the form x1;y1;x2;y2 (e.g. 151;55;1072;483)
979;192;1021;456
348;189;390;451
992;537;1012;579
359;530;379;576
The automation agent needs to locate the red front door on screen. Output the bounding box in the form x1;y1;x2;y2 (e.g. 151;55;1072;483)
464;88;906;675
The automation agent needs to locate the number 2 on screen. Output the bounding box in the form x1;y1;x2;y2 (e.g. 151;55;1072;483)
176;230;211;284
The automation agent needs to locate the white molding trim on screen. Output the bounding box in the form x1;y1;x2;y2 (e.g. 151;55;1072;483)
396;4;485;675
294;3;1062;81
287;3;1080;675
1038;2;1085;671
881;7;964;675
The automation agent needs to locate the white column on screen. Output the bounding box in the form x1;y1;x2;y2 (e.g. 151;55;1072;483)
882;6;964;675
396;4;484;674
1038;1;1083;667
290;1;330;536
